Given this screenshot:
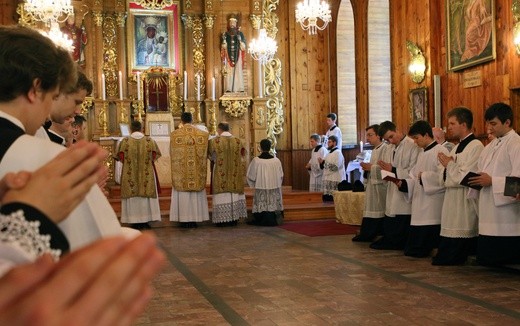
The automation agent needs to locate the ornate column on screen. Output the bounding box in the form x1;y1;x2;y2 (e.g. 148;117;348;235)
91;10;104;101
203;13;216;133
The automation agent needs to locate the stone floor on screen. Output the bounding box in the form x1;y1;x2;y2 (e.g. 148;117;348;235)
135;222;520;325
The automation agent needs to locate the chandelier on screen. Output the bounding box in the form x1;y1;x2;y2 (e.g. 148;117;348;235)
41;22;74;52
248;28;278;65
24;0;74;25
295;0;332;35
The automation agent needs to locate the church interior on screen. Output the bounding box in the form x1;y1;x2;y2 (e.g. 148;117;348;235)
1;0;520;324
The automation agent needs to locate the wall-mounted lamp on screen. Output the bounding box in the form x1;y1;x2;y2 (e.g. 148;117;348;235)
513;0;520;54
406;40;426;84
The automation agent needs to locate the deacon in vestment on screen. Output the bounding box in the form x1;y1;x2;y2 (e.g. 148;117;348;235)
305;133;328;192
247;139;284;226
423;108;483;265
353;124;392;242
469;103;520;266
169;112;210;228
0;26;125;253
208;122;247;226
117;121;161;229
370;121;420;250
319;135;346;202
325;113;343;150
398;121;448;257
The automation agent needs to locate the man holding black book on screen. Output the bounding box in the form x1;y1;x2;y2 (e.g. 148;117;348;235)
468;103;520;266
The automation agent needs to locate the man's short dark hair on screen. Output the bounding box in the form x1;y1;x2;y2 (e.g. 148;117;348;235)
72;71;93;95
310;134;321;142
408;120;433;138
377;121;396;138
218;122;230;132
447;107;473;129
260;138;271;152
181;112;193;123
0;26;77;102
130;120;142;132
326;113;337;121
328;135;338;144
72;115;86;127
484;102;514;126
366;124;381;140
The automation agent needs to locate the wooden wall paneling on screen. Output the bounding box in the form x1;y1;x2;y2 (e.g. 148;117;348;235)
276;150;293;186
0;0;17;25
291;150;311;190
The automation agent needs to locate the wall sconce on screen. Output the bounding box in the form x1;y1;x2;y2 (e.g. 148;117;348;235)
513;0;520;54
407;41;426;84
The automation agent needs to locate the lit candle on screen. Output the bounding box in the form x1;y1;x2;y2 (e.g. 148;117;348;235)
184;71;188;100
136;71;141;101
118;71;123;100
212;77;216;101
197;74;200;101
360;141;364;152
101;73;106;100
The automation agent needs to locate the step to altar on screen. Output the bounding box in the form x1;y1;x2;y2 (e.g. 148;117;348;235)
108;185;336;222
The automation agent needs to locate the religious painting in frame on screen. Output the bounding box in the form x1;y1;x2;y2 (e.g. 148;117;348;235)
446;0;496;71
409;87;428;123
127;2;181;71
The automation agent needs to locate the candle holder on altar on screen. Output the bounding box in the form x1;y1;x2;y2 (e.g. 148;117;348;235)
204;99;218;135
132;100;145;123
98;101;109;137
118;100;129;125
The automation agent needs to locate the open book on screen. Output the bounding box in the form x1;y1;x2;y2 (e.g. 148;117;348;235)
504;176;520;197
381;170;400;183
459;171;482;190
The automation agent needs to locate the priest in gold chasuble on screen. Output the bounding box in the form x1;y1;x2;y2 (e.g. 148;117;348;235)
208;122;247;226
117;121;162;229
169;112;210;227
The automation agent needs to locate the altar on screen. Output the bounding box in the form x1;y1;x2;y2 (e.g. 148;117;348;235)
333;191;365;225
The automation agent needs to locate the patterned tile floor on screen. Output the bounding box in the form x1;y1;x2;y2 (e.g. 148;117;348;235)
135;223;520;325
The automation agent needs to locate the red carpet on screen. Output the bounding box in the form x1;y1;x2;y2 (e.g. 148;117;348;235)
278;219;359;237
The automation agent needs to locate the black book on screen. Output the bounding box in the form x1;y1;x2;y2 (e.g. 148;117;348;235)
504;176;520;197
459;171;482;190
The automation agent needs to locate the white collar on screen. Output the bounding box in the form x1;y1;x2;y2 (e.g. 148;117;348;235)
130;131;145;139
219;131;232;137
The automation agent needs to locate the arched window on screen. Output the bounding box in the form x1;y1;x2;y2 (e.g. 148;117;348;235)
336;2;356;145
337;0;391;144
368;0;391;125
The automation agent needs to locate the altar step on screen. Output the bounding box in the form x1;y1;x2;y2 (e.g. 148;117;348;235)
108;186;336;222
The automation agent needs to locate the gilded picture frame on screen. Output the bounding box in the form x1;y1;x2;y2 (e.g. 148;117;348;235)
446;0;496;71
409;87;428;123
127;4;181;71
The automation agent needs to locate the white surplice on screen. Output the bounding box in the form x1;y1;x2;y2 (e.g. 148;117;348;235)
404;142;448;226
308;145;328;192
363;142;392;218
384;136;420;216
247;156;284;213
477;130;520;236
322;147;346;196
326;125;343;150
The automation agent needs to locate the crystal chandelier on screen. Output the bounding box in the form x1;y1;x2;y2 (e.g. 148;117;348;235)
41;22;74;52
248;28;278;65
295;0;332;35
24;0;74;25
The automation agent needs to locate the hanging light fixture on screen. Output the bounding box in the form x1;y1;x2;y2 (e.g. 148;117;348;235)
248;28;278;65
41;22;74;52
24;0;74;25
295;0;332;35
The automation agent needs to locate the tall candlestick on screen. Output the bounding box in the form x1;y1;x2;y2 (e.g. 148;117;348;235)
118;71;123;100
101;73;106;100
197;74;200;101
183;70;187;100
212;77;216;101
136;71;141;101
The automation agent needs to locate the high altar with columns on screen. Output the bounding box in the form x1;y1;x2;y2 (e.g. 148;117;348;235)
16;0;284;186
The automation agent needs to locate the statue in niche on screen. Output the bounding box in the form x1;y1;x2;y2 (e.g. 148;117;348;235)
61;13;88;66
221;14;246;93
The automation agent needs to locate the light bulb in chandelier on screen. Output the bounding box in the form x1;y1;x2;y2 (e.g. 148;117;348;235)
40;22;75;52
295;0;332;35
24;0;74;25
248;28;278;65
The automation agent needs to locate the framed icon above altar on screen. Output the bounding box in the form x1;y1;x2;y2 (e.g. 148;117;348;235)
127;2;181;71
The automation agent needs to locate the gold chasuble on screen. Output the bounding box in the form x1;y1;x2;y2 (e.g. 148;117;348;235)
170;125;209;191
209;136;245;194
119;136;161;199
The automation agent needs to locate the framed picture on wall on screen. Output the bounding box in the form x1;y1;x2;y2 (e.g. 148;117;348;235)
127;2;181;71
409;87;428;123
446;0;496;71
